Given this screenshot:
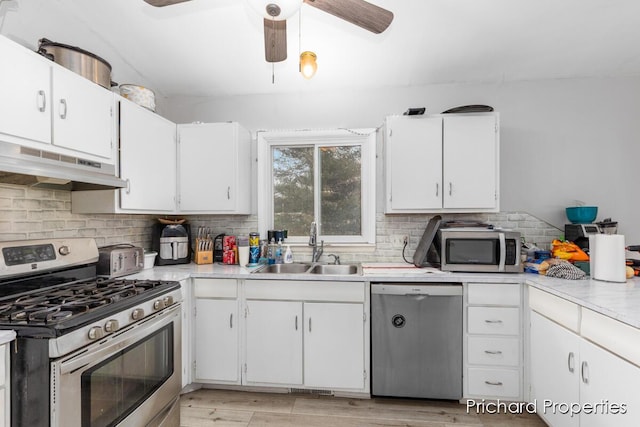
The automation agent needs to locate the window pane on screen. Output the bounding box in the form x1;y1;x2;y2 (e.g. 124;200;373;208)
272;146;314;236
320;146;362;236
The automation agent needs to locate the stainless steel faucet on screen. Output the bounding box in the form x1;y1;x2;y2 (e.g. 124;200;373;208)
309;221;324;263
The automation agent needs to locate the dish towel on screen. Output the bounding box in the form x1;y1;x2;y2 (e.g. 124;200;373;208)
545;263;587;280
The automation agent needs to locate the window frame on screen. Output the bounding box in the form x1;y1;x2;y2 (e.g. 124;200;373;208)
257;128;376;245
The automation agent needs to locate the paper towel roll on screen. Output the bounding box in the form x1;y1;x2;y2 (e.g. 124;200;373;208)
589;234;626;282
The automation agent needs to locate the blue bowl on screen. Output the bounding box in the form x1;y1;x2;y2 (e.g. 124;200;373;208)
566;206;597;224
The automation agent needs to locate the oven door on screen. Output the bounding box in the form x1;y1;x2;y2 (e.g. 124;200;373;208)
51;304;182;427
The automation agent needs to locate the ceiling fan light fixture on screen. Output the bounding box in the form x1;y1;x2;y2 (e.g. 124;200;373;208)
299;51;317;79
247;0;303;20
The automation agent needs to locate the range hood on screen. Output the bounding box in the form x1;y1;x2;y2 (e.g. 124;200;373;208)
0;140;127;191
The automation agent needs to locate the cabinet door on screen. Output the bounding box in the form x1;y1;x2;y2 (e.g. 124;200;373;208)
443;115;497;209
119;100;176;211
579;338;640;427
530;311;580;427
194;298;239;383
304;302;364;389
0;36;51;145
385;116;442;212
245;300;303;385
52;66;114;161
178;123;249;213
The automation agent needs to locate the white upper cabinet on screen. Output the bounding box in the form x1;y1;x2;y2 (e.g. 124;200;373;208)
385;113;499;213
385;116;443;211
0;35;52;145
0;35;115;164
72;98;176;213
177;122;251;214
51;65;114;161
442;115;498;209
118;99;176;211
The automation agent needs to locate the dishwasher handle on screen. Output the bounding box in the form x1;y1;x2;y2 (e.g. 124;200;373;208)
372;283;462;296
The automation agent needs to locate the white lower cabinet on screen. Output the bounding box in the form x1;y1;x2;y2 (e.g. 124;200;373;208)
303;302;365;389
193;279;240;384
529;286;640;426
464;282;522;400
245;300;303;385
191;279;369;394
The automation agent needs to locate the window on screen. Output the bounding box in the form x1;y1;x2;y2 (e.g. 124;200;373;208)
257;129;376;244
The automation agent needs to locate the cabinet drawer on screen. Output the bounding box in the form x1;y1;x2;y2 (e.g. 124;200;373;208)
467;368;520;398
194;278;237;298
468;307;519;335
467;336;520;367
467;283;520;306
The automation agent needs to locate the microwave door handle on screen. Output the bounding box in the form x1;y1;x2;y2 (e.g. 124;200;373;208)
498;233;506;272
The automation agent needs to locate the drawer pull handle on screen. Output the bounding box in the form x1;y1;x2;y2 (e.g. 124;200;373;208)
485;380;503;386
581;361;589;384
295;315;298;331
229;313;233;329
568;352;575;373
485;319;503;324
484;350;503;355
37;90;47;112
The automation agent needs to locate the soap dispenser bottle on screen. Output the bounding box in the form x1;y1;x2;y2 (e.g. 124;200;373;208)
284;245;293;264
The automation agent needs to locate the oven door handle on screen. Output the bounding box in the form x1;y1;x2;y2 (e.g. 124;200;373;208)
57;304;181;375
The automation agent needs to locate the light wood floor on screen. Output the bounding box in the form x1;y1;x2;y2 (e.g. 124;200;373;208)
180;389;547;427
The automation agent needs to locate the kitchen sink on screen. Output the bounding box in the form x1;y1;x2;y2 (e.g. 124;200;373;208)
256;263;313;274
308;264;360;275
252;263;361;275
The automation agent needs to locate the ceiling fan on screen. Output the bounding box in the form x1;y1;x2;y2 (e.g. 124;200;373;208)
143;0;394;63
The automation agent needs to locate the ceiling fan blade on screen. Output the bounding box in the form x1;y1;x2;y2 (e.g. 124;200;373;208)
264;18;287;63
143;0;191;7
304;0;393;34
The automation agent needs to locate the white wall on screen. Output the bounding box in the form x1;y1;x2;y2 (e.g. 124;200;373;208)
165;76;640;244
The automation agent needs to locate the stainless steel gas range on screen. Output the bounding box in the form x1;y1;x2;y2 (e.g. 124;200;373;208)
0;238;182;427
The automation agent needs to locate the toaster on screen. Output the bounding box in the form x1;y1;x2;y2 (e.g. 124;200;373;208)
97;244;144;278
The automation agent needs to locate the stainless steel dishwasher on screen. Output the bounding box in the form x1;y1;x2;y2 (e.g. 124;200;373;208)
372;283;463;399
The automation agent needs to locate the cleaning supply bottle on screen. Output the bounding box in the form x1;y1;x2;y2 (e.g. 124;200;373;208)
267;238;276;265
284;245;293;263
275;238;284;264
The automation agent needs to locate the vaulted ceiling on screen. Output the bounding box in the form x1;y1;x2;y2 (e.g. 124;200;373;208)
1;0;639;98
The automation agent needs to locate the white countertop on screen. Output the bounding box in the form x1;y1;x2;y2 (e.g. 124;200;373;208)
127;262;640;329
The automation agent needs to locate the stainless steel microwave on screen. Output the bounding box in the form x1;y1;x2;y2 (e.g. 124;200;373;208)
439;228;522;273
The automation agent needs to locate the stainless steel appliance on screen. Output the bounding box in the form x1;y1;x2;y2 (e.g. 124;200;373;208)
565;223;601;251
439;228;523;273
152;223;192;265
0;238;182;427
97;243;144;278
371;283;463;399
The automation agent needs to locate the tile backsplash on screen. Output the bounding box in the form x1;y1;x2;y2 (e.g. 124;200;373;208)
0;184;156;247
0;184;560;262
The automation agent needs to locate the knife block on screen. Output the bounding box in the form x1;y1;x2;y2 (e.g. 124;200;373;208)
194;238;213;265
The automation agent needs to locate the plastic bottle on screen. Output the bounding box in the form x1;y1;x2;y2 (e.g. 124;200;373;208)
284;245;293;264
275;238;284;264
267;238;276;265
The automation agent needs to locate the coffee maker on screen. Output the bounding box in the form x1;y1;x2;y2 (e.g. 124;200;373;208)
565;223;601;252
152;223;192;265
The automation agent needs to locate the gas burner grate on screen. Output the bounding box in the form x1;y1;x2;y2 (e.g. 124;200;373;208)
0;278;177;326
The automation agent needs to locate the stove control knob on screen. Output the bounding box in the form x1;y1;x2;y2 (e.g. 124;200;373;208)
163;296;174;307
58;245;70;256
88;326;104;340
131;308;145;320
104;319;119;333
153;299;166;311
